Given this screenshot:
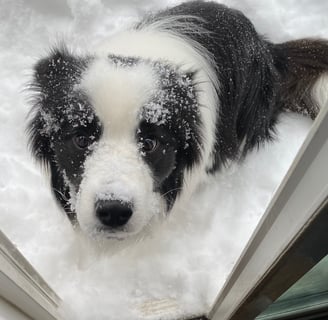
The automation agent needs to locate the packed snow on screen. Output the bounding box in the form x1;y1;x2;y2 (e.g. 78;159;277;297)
0;1;327;319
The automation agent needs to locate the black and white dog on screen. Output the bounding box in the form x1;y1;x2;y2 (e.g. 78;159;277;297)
28;1;328;240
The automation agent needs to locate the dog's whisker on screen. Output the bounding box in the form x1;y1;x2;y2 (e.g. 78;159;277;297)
160;187;183;198
53;188;69;202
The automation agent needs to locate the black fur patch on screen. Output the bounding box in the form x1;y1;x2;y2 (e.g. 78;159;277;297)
27;47;100;222
138;62;201;209
108;54;140;67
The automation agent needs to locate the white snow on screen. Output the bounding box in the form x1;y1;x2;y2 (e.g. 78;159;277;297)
0;1;327;319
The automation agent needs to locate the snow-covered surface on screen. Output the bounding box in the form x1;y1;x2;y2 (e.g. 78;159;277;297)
0;1;327;319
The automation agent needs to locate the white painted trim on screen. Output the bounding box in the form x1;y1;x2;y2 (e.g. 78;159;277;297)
0;230;61;320
0;296;31;320
209;102;328;320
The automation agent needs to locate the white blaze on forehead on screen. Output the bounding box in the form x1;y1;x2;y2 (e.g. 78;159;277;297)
80;57;157;138
96;26;219;170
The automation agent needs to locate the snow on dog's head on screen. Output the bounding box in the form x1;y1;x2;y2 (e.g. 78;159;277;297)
27;46;209;240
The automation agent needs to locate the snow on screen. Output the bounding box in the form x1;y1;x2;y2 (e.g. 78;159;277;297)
0;1;327;319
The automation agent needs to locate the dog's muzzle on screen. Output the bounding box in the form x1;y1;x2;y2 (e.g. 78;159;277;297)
95;199;133;228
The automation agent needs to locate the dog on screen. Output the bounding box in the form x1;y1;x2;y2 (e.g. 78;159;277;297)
27;1;328;241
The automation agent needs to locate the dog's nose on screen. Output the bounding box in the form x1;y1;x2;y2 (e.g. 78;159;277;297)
95;200;133;228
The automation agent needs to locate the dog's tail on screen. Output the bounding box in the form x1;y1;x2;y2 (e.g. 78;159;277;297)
271;39;328;119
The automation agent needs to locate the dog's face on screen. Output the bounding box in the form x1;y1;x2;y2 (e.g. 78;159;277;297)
28;49;204;240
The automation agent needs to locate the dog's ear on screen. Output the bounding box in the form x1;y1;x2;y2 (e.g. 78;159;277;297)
27;47;79;163
27;48;81;223
272;39;328;119
33;47;88;95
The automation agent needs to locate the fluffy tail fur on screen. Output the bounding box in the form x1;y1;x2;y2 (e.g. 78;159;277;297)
272;39;328;119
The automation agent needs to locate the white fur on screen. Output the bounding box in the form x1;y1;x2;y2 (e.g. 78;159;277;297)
312;72;328;109
81;57;156;139
75;140;165;240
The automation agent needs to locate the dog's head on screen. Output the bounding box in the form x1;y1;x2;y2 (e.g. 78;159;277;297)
27;47;210;240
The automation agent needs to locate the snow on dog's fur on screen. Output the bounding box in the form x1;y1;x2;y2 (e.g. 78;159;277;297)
27;1;328;241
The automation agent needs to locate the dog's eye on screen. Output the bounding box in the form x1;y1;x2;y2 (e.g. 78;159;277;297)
141;138;158;153
73;134;90;149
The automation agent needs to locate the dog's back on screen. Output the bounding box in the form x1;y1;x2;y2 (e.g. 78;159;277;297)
141;1;328;170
